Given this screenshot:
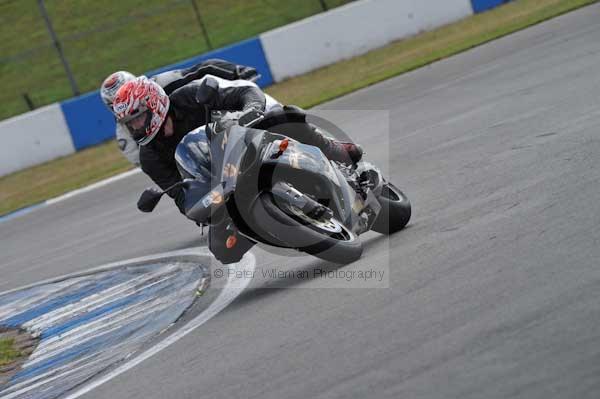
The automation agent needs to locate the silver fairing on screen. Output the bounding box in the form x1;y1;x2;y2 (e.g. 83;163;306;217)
175;126;212;182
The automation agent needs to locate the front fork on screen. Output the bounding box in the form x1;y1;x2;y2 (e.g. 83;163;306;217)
269;179;380;236
269;181;333;220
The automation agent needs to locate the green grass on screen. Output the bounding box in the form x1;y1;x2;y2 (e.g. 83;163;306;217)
1;0;598;216
0;140;131;215
0;0;350;120
0;338;21;367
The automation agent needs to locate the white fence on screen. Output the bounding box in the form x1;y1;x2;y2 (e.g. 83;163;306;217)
260;0;474;82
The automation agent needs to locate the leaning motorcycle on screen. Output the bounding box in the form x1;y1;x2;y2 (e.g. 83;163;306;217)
138;110;411;264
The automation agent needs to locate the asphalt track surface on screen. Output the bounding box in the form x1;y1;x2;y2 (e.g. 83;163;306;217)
2;5;600;398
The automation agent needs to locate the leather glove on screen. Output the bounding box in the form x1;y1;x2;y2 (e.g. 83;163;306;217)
238;108;264;127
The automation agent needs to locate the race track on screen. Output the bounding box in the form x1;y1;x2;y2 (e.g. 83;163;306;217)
2;4;600;398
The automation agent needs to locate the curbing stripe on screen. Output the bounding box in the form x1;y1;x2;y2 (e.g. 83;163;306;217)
0;248;256;399
0;202;47;224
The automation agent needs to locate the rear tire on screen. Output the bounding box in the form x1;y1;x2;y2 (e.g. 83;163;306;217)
251;193;363;264
371;182;411;234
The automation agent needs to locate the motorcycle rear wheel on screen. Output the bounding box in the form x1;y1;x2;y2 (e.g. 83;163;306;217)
371;182;411;234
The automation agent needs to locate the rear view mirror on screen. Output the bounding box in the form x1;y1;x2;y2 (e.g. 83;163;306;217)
137;188;163;213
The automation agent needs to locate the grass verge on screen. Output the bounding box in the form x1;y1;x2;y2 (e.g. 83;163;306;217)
1;0;350;120
0;141;131;215
1;0;597;216
0;338;20;367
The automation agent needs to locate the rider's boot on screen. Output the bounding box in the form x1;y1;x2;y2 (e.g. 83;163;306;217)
322;139;364;165
259;107;363;165
311;127;363;165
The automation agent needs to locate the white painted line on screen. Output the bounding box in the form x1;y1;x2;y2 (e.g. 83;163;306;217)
0;168;142;224
0;203;46;224
45;168;142;205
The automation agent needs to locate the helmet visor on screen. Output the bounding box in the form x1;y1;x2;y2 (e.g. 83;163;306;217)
124;110;152;143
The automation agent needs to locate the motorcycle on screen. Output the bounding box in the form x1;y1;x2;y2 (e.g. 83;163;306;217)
138;109;411;264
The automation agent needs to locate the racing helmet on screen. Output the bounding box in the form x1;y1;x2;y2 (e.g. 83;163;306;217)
100;71;136;111
113;76;170;146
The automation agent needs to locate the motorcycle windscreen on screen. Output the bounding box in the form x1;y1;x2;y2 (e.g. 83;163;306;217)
262;141;341;187
210;125;253;191
175;127;212;183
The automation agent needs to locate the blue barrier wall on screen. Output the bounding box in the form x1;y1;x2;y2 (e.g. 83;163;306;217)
60;91;115;150
471;0;511;13
60;37;273;151
146;37;273;88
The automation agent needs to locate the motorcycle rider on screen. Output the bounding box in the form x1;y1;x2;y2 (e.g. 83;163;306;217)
113;76;363;263
100;59;259;165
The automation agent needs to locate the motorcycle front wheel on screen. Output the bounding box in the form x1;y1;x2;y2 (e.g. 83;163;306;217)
251;192;363;264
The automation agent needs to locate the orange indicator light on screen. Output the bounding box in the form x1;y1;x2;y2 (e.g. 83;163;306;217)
226;235;237;249
279;138;289;152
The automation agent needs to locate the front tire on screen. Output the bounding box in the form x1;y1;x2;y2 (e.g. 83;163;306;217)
371;182;411;234
251;193;363;264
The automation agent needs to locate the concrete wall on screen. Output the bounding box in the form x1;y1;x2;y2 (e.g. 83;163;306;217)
260;0;474;82
471;0;512;13
0;104;75;176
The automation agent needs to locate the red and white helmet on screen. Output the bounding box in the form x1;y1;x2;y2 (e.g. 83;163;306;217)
113;76;170;146
100;71;136;111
